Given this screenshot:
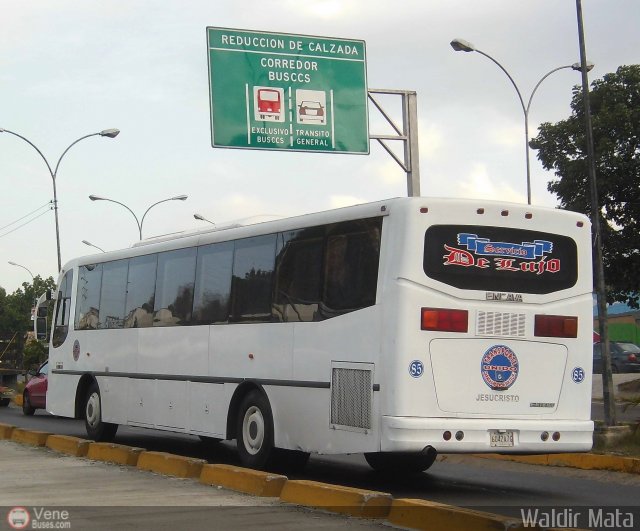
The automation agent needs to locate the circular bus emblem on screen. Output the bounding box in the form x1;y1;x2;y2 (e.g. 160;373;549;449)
73;340;80;361
409;360;424;378
481;345;519;391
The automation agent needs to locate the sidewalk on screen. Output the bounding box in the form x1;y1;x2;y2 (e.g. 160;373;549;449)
0;440;385;531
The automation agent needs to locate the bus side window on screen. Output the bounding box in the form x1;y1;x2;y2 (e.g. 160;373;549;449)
322;220;381;315
153;248;197;327
193;242;234;325
75;264;103;330
231;234;277;323
273;231;323;322
124;254;157;328
52;270;74;348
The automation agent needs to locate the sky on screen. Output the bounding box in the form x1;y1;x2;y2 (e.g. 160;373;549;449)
0;0;638;293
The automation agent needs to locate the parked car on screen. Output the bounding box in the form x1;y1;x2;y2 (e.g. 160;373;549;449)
593;342;640;373
0;385;14;407
23;360;48;415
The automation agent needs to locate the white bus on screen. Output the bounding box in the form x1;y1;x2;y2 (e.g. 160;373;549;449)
42;197;594;473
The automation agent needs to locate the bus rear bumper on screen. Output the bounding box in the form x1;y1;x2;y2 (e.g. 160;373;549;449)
380;416;594;454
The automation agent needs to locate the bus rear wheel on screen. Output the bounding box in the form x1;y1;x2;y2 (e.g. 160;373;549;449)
84;381;118;442
364;449;437;475
236;390;276;470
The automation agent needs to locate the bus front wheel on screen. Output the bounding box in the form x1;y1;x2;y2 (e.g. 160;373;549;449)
236;390;275;470
84;381;118;442
364;449;437;475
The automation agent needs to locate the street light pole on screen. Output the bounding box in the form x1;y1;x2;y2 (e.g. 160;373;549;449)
8;261;34;282
89;194;188;240
450;39;592;205
575;0;616;427
0;128;120;271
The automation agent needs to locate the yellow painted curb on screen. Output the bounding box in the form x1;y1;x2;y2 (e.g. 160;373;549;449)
13;395;23;407
387;499;529;531
87;442;144;466
137;451;206;478
46;435;90;457
280;479;392;518
10;428;50;447
0;423;15;439
475;453;640;474
200;464;287;497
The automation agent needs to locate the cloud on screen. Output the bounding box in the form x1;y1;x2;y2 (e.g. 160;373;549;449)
455;163;525;203
328;195;367;209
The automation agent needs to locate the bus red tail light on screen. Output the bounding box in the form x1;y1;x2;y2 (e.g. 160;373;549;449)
421;308;468;333
534;315;578;338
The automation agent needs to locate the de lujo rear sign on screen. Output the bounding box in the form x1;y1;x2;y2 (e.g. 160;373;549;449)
206;27;369;154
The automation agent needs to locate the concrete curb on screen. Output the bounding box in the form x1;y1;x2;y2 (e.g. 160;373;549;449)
473;453;640;474
279;479;392;518
10;428;50;446
0;429;612;530
87;442;145;466
200;463;287;497
387;498;530;531
0;422;15;439
137;451;206;478
46;434;90;457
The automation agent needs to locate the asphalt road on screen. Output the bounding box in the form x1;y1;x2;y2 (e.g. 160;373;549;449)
1;403;639;524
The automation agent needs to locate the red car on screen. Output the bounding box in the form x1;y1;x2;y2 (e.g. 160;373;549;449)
23;360;48;415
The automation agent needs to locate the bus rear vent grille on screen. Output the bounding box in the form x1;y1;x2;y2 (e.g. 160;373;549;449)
477;311;526;337
331;367;372;430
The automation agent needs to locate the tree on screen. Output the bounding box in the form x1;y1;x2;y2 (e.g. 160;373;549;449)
0;275;56;367
531;65;640;307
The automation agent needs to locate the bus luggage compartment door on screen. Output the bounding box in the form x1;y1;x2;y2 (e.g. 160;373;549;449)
429;339;567;415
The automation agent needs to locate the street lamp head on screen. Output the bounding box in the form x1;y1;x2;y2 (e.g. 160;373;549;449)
450;38;476;52
172;195;188;201
89;194;105;201
99;128;120;138
194;213;215;225
8;261;17;266
571;61;594;72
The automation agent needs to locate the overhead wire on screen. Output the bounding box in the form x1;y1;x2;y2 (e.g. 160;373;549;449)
0;202;53;239
0;201;52;232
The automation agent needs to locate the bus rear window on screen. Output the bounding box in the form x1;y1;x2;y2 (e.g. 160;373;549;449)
424;225;578;294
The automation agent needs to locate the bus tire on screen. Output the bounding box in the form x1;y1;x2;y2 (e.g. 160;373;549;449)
84;381;118;442
364;449;437;475
236;390;275;470
22;392;35;415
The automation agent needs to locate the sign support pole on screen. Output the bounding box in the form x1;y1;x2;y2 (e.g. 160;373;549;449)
368;89;420;197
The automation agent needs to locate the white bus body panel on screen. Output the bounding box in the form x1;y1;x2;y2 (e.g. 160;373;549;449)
46;197;593;456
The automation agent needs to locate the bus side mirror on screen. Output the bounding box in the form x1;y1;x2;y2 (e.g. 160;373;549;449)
46;289;52;301
36;317;48;341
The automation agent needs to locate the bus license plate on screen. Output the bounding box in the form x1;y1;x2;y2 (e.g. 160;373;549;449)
490;430;514;447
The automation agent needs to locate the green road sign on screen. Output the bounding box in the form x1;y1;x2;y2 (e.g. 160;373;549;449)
206;27;369;154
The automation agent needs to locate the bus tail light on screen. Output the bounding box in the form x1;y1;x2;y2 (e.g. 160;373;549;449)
534;315;578;338
421;308;468;333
